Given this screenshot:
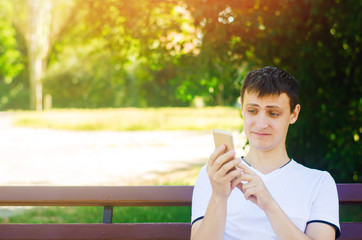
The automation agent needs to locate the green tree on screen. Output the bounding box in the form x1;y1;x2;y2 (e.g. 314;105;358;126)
45;0;200;107
0;1;24;109
185;0;361;182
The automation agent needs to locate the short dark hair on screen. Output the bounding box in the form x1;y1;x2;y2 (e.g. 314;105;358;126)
240;66;299;112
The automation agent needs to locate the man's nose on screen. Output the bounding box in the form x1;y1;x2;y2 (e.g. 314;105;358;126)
255;113;268;129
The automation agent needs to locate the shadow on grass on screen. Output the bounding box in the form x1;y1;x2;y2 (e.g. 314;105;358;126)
145;160;205;185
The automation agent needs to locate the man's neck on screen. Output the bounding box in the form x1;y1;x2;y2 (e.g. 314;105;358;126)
244;147;290;174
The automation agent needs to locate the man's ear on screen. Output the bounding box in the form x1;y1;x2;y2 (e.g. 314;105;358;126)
290;104;301;124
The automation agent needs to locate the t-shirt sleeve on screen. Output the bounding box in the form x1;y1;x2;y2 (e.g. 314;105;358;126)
191;165;212;225
307;172;341;238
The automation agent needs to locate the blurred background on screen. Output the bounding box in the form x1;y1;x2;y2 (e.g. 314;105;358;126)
0;0;360;223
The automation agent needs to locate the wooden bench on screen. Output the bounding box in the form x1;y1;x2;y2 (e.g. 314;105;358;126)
0;184;361;240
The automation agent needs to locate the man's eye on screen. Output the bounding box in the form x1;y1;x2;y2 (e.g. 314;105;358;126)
248;110;257;114
270;112;279;116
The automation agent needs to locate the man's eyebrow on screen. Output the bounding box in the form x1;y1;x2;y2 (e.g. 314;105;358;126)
265;105;283;109
245;103;259;107
246;103;283;109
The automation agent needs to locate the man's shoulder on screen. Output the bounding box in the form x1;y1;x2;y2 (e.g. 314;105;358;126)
289;160;333;182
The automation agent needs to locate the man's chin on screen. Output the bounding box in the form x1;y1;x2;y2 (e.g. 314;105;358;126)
250;143;275;152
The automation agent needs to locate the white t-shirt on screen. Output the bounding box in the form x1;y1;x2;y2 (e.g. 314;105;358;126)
191;159;340;239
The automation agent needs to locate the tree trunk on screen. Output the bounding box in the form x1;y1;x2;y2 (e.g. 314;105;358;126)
27;0;52;111
10;0;76;110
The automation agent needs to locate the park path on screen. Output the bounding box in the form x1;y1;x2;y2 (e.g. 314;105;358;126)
0;112;245;186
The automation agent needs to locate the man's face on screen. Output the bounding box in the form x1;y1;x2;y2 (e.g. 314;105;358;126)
241;91;300;153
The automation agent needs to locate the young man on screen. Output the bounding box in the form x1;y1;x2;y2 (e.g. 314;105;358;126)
191;67;340;240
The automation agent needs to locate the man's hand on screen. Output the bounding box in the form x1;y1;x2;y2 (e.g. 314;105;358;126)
206;144;241;200
234;163;276;211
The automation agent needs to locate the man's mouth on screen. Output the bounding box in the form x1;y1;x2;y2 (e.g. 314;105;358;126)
252;132;271;137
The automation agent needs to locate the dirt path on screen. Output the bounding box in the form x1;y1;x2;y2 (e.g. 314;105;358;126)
0;112;245;186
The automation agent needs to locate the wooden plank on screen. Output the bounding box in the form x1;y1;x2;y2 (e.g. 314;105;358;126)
0;186;194;206
337;184;362;205
339;223;362;240
1;223;361;240
0;223;191;240
0;184;361;206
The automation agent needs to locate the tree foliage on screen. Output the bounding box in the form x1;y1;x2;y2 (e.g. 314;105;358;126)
185;0;361;182
0;1;24;109
0;0;360;182
43;0;197;107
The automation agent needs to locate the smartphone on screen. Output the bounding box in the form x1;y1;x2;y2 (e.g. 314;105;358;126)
213;129;236;172
213;129;235;153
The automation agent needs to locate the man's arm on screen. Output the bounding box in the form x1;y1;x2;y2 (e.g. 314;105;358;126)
305;222;336;240
191;195;227;240
191;144;241;240
265;199;335;240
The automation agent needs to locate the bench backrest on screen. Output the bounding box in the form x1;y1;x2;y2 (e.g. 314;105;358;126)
0;184;361;240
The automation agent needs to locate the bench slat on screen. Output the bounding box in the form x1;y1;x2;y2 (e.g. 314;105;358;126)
0;223;191;240
0;185;361;206
337;184;362;205
339;223;362;240
0;223;360;240
0;186;193;206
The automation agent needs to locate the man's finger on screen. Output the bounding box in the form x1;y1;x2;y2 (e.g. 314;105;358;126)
216;157;238;178
244;187;257;201
209;144;226;166
238;162;256;175
235;182;244;192
239;173;255;182
230;171;244;190
213;149;236;171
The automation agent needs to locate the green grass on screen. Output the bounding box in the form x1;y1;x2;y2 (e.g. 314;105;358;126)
2;200;359;224
339;205;362;222
12;107;242;131
0;206;191;224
